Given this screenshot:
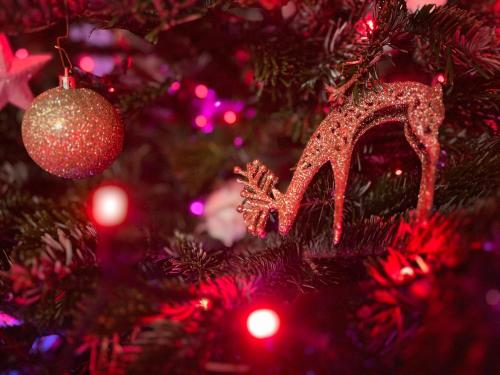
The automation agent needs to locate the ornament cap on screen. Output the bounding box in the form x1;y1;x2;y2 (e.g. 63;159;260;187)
59;68;76;89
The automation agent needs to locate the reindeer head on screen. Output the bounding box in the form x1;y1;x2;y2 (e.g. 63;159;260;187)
234;160;280;237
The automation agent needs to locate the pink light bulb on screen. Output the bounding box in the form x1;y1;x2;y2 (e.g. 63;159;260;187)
79;55;95;73
15;48;29;59
195;115;208;128
190;200;204;216
195;84;209;99
223;111;237;125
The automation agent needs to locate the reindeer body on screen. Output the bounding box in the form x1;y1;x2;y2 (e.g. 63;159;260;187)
236;81;445;244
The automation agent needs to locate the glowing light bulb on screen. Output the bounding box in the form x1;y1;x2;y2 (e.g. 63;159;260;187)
195;115;208;128
247;309;280;339
15;48;28;59
79;56;95;73
91;185;128;227
395;169;403;176
400;266;414;277
366;19;374;31
199;298;210;310
169;81;181;93
190;200;204;216
195;84;209;99
223;111;237;125
233;136;244;147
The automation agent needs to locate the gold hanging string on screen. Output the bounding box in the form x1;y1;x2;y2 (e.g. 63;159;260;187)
54;0;73;74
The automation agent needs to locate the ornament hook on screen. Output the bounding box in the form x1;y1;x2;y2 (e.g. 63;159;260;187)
54;0;73;80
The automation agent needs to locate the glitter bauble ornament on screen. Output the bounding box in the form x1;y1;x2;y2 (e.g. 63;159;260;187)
22;75;123;178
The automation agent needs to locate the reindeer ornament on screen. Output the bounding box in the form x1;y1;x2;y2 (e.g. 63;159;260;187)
235;81;445;244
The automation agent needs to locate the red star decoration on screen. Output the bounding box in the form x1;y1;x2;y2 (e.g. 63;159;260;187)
0;33;51;110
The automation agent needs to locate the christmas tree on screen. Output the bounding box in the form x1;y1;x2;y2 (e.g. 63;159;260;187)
0;0;499;373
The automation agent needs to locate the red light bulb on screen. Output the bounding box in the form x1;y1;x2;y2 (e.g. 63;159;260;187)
223;111;237;125
195;84;209;99
79;56;95;73
195;115;208;128
15;48;29;59
247;309;280;339
91;185;128;227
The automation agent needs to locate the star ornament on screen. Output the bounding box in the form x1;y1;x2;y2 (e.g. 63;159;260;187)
0;33;51;110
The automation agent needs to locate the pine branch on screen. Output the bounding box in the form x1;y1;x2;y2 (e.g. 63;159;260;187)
408;4;500;79
162;233;225;282
0;0;206;40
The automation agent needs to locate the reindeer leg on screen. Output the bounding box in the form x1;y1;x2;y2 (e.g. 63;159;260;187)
276;146;330;235
404;122;440;221
331;149;353;245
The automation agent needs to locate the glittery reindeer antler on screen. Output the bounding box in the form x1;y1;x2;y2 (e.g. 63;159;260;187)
234;160;280;237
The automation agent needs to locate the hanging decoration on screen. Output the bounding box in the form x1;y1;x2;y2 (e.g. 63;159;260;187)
0;33;51;110
235;81;445;244
21;14;123;179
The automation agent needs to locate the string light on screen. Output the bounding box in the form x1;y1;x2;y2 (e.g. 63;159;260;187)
190;200;204;216
195;84;209;99
79;55;95;73
367;19;374;30
244;70;254;85
400;266;415;277
0;311;22;327
223;111;237;125
15;48;29;59
195;115;208;128
247;309;280;339
395;169;403;176
30;335;61;353
198;298;210;310
233;136;244;147
200;123;214;134
169;81;181;94
91;185;128;227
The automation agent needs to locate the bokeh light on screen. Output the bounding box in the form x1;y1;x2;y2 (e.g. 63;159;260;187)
233;136;244;147
79;55;95;73
435;73;446;83
247;308;280;339
91;185;128;227
190;200;204;216
195;115;208;128
30;335;61;353
223;111;237;125
0;311;22;327
195;84;209;99
400;266;415;277
15;48;28;59
169;81;181;94
198;298;210;310
366;19;374;31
